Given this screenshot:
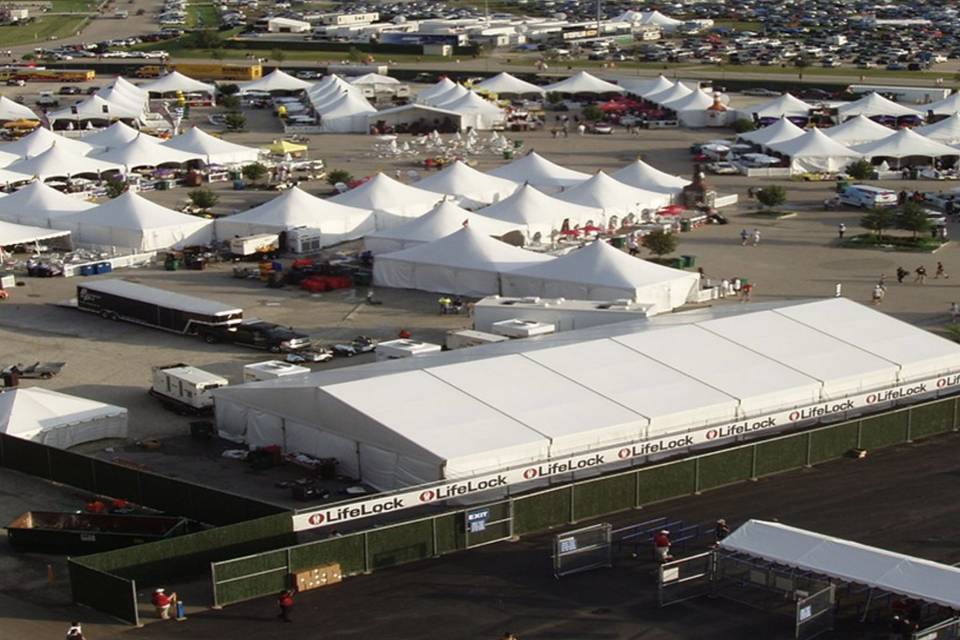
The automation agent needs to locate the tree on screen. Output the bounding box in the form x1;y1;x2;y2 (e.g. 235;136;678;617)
210;47;225;62
545;91;563;105
641;229;678;257
220;94;240;110
224;111;246;130
860;207;896;240
845;159;874;180
896;201;931;240
189;188;219;210
348;47;364;63
732;118;756;133
271;48;286;65
191;29;223;49
105;177;128;199
326;169;353;186
220;83;240;96
756;185;786;209
242;162;268;184
581;104;603;122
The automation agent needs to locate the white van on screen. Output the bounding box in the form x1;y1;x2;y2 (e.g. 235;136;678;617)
837;185;898;208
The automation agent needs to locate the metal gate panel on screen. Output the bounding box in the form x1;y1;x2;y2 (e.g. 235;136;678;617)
553;523;612;578
796;584;835;640
913;617;960;640
658;551;714;607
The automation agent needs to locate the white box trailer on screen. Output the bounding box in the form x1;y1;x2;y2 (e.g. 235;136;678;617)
375;339;442;361
491;319;556;338
445;329;510;350
243;360;310;383
150;365;228;414
229;233;280;257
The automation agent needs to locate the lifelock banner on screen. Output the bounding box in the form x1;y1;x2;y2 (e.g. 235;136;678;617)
292;373;956;532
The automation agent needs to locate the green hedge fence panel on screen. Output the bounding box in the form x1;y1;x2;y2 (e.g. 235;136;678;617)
367;520;434;571
698;448;753;492
637;460;695;506
860;411;909;450
909;399;955;439
216;549;287;582
1;435;50;478
49;448;96;492
290;534;365;576
755;434;808;477
809;421;859;464
513;488;571;535
139;473;192;518
92;459;141;503
215;549;290;606
573;473;636;521
434;513;463;556
68;560;137;624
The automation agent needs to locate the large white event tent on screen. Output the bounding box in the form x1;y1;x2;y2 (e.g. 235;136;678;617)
821;114;893;146
487;151;590;192
330;173;443;229
430;84;471;108
721;520;960;610
372;225;551;297
0;181;93;227
415;160;518;207
349;73;400;90
57;191;213;251
737;117;806;147
0;96;38;123
854;128;960;161
746;93;814;119
97;84;148;112
94;134;203;171
555;171;669;217
610;159;690;195
921;93;960;116
766;128;861;173
0;387;127;449
213;297;960;489
838;92;921;120
6;143;122;181
368;103;465;132
660;89;721;126
543;71;623;95
0;219;70;247
915;113;960;144
239;69;313;94
317;92;377;133
645;80;693;106
474;72;544;97
501;240;699;310
47;95;143;129
79;121;163;150
140;71;216;100
1;126;95;158
477;184;600;240
440;91;505;130
415;78;457;104
618;75;670;97
0;167;31;185
215;186;374;246
163;127;260;165
364;200;519;255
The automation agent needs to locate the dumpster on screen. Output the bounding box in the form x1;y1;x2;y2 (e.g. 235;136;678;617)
79;264;95;276
680;219;691;232
682;255;696;268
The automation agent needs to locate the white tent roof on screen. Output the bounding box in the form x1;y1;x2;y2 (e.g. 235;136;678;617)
364;200;520;254
642;9;682;28
618;75;670;97
645;81;693;106
543;71;623;95
163;127;260;165
96;85;147;113
821;114;893;146
610;159;690;194
239;69;313;93
555;171;670;215
1;127;95;158
737;117;807;147
767;128;861;160
415;77;457;104
922;93;960;116
106;76;148;99
0;166;32;184
7;143;122;180
0;180;93;226
915;113;960;144
838;92;921;119
94;134;202;169
0;218;70;245
477;183;600;234
140;70;216;96
441;91;504;116
720;520;960;610
414;160;518;206
748;93;814;118
0;387;127;448
430;84;471;107
474;72;544;96
330;173;442;222
660;89;715;112
318;91;376;117
487;151;590;190
47;95;142;124
0;96;38;122
635;75;676;98
79;121;163;150
349;72;399;86
854;128;960;159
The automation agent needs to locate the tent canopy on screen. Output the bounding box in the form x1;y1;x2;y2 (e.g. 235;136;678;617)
163;127;260;165
240;69;313;94
415;77;458;104
0;96;38;122
923;94;960;116
611;159;690;194
487;151;590;191
430;84;471;108
477;183;600;238
555;171;670;215
94;134;202;170
414;160;518;206
318;92;377;133
329;173;442;228
440;91;505;130
0;181;93;226
737;117;806;147
79;121;163;150
6;143;122;180
0;218;70;246
1;127;95;159
543;71;623;95
645;81;693;106
854;128;960;159
349;72;399;86
474;72;544;96
364;200;520;254
0;387;127;449
821;114;893;146
618;75;671;98
369;103;464;131
140;71;216;96
47;95;143;126
766;128;861;173
915;113;960;144
720;520;960;610
748;93;813;118
838;92;921;119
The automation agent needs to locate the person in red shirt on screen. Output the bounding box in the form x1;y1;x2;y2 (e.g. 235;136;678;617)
654;529;672;563
151;588;172;619
277;590;294;623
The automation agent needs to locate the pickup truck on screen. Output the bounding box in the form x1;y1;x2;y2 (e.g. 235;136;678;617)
198;320;311;353
37;91;59;107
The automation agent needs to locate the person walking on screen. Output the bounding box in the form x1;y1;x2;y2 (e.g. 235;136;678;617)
627;234;639;256
740;282;754;302
277;589;294;623
872;283;885;304
577;123;586;136
714;519;731;545
151;588;172;620
740;228;749;246
936;261;949;279
837;222;846;240
752;228;761;246
66;622;85;639
896;266;908;283
915;265;928;284
653;529;673;563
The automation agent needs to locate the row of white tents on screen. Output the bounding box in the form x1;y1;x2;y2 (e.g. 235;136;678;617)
747;91;960;121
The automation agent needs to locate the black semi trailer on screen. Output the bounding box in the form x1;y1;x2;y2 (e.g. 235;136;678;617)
77;279;243;334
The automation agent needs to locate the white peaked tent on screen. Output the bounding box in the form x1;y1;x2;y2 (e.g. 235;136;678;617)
555;171;669;217
478;184;600;240
140;71;216;98
645;81;694;106
239;69;313;94
364;200;519;254
317;92;377;133
0;387;127;449
767;128;862;173
502;240;699;310
488;151;590;192
216;186;374;245
661;89;713;112
642;10;683;30
441;92;505;130
543;71;623;95
474;72;544;96
1;127;95;158
415;160;518;207
0;96;38;122
854;128;960;160
416;78;457;104
97;85;148;113
80;121;162;150
611;159;690;195
821;114;893;146
737;117;806;147
0;181;93;227
916;113;960;144
0;219;70;246
748;93;813;119
430;84;471;108
635;75;675;99
330;172;443;229
838;92;921;120
373;225;551;296
369;103;464;132
94;134;203;171
6;143;122;181
349;73;399;87
661;90;724;127
105;76;148;101
0;148;19;168
57;191;213;251
47;95;143;128
619;75;670;97
922;93;960;116
0;167;31;185
163;127;260;165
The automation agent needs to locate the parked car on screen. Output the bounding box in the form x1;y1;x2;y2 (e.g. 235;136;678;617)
706;161;739;175
198;320;311;353
5;78;25;87
332;336;377;357
742;87;780;97
285;348;333;364
58;85;82;95
588;123;613;134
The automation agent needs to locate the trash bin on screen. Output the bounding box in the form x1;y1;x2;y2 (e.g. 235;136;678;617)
164;257;181;271
233;179;246;190
609;235;626;249
683;255;696;268
680;219;691;232
79;264;95;276
155;180;168;191
502;149;514;160
672;258;684;269
513;140;523;148
95;262;112;274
